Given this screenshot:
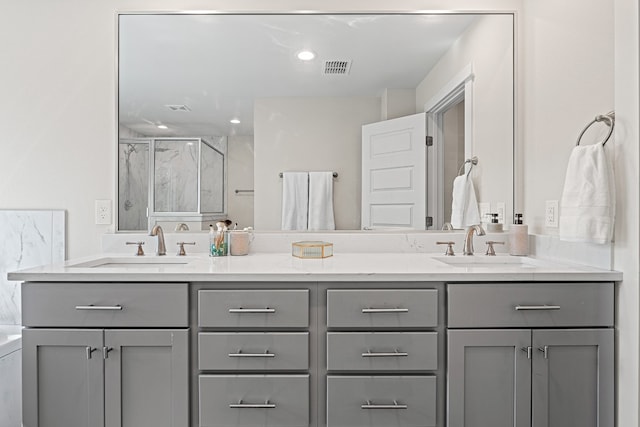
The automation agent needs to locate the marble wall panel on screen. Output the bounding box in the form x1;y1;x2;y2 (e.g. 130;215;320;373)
118;141;149;230
154;139;198;212
0;210;65;325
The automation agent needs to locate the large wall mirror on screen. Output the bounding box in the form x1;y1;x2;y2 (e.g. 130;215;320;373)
118;12;514;232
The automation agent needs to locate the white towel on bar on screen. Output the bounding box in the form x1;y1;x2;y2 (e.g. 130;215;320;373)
308;171;336;230
281;172;309;230
559;144;615;244
450;175;481;229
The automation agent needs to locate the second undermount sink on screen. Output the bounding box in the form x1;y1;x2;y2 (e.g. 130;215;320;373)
69;257;192;268
433;255;538;268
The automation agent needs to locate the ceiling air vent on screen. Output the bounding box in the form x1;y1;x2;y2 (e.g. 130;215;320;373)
165;104;191;112
323;60;352;76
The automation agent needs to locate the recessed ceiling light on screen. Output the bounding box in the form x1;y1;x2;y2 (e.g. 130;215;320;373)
297;50;316;61
230;118;241;124
157;124;168;129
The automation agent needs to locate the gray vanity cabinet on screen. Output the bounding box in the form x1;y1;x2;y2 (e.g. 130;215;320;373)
21;282;190;427
446;283;614;427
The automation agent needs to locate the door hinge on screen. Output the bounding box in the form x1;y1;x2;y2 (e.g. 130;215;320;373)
426;216;433;227
426;136;433;146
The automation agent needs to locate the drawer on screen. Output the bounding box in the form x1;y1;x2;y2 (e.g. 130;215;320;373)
21;282;188;327
199;374;309;427
199;332;309;371
199;290;309;328
327;289;438;328
327;332;437;371
327;375;436;427
448;282;614;328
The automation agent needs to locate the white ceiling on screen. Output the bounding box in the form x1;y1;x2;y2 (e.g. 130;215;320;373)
118;14;478;137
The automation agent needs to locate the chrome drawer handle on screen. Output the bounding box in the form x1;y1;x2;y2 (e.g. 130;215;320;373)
229;400;276;409
361;400;408;410
75;305;123;311
362;349;408;358
515;305;561;311
362;308;409;313
228;307;276;314
228;350;275;358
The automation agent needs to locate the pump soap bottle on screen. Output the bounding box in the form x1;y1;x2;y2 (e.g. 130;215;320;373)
509;213;529;256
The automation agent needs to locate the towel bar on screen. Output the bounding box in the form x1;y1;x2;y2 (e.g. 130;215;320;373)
576;111;615;147
279;172;338;178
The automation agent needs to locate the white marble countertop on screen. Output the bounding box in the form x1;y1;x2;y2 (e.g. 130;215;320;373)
8;252;622;283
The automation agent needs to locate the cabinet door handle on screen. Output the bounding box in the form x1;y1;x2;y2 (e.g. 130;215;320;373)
514;305;560;311
229;400;276;409
521;346;532;359
102;347;113;359
362;308;409;313
228;350;275;358
362;349;408;357
75;305;123;311
228;308;276;314
361;400;408;410
538;345;549;359
86;346;96;360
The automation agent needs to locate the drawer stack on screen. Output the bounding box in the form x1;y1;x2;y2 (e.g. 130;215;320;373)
197;289;310;427
326;289;439;427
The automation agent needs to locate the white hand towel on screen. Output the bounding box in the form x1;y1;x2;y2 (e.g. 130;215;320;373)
559;144;615;244
281;172;309;230
450;175;481;229
308;171;336;230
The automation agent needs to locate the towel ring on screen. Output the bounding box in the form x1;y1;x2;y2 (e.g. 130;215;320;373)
458;156;478;177
576;111;615;147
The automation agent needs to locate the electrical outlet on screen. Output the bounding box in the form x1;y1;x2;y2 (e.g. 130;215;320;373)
479;202;490;223
545;200;559;228
95;199;112;225
495;202;506;224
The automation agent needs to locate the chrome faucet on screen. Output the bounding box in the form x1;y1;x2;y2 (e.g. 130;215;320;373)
149;225;167;256
463;224;486;256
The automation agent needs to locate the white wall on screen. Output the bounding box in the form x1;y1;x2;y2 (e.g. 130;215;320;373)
415;15;514;222
227;135;254;229
253;96;380;230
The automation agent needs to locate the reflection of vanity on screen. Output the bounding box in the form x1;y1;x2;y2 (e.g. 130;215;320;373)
13;252;618;427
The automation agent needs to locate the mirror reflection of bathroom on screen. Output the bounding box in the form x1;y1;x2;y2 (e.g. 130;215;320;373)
442;100;466;226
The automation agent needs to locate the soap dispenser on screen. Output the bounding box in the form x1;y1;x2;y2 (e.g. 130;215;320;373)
486;213;503;232
509;213;529;256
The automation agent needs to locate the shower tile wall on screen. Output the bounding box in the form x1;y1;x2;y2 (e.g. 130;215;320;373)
0;210;65;325
118;142;149;230
154;139;199;213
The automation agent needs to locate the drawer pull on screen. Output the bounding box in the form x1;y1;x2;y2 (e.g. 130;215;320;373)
362;349;408;358
362;308;409;314
361;400;408;410
228;307;276;314
228;350;275;358
229;400;276;409
75;304;123;311
515;305;561;311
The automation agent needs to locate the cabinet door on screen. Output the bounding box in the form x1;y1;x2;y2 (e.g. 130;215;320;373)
532;329;614;427
22;328;104;427
448;329;531;427
104;329;189;427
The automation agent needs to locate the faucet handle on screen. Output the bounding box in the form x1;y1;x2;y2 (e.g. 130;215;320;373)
485;241;505;256
176;242;196;256
436;241;456;256
126;241;145;256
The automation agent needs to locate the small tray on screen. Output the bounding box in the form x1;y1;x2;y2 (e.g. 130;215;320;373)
292;241;333;259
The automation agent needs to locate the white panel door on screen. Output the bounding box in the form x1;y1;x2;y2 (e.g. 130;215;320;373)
362;113;427;229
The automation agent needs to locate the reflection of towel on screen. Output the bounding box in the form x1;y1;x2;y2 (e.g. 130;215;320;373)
281;172;309;230
308;172;335;230
450;175;481;229
559;144;615;244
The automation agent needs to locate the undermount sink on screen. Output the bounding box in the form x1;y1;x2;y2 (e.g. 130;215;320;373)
69;257;192;268
433;255;538;268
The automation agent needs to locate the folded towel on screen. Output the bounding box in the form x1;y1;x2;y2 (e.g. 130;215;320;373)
308;171;336;230
450;175;481;229
281;172;309;230
559;144;615;244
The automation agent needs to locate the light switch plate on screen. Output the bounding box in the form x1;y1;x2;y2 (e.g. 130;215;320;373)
479;202;490;223
545;200;559;228
95;199;112;225
495;202;505;224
